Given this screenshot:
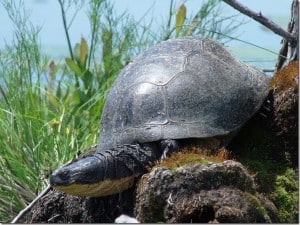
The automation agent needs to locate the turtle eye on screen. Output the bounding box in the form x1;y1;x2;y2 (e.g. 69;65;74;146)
57;169;70;180
50;168;71;185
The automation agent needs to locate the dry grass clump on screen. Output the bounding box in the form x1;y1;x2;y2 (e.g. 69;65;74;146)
270;61;299;92
155;147;230;170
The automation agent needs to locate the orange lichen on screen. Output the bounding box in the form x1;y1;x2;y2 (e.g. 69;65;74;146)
154;147;230;170
270;61;299;92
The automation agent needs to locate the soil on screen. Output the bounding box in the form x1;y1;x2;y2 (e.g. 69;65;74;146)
22;186;136;223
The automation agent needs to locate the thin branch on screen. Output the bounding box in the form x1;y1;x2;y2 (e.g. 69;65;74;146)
222;0;297;44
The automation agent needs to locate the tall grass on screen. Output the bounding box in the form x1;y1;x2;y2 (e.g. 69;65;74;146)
0;0;242;222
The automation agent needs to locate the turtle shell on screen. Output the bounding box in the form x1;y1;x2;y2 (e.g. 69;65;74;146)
99;37;269;150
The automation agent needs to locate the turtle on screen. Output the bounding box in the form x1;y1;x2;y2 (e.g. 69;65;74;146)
50;37;270;197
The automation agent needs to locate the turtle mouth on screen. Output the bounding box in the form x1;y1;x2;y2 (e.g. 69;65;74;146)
51;176;136;197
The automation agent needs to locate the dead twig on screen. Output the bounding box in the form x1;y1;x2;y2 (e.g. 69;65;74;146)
11;185;52;223
222;0;297;44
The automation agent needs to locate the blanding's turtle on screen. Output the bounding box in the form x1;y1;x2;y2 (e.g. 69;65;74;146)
50;37;269;197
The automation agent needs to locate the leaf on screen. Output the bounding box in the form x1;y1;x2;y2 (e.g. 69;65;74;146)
83;69;93;90
47;92;59;108
80;38;88;69
73;43;81;63
176;4;187;37
72;88;81;105
65;58;82;77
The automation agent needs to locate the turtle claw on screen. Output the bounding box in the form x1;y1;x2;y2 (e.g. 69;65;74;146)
159;139;180;160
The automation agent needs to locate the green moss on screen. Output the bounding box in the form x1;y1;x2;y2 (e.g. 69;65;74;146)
243;192;269;220
234;147;298;223
273;168;298;223
228;110;298;223
240;151;298;223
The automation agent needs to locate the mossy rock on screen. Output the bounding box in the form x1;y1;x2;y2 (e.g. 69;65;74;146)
135;160;278;223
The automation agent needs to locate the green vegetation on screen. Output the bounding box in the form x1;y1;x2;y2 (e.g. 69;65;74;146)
243;192;270;221
273;168;298;223
0;0;243;222
231;117;299;223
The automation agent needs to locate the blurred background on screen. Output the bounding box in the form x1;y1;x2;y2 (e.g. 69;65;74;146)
0;0;292;69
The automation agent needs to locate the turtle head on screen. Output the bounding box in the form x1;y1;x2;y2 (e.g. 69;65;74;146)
50;156;105;196
50;155;136;197
50;156;101;186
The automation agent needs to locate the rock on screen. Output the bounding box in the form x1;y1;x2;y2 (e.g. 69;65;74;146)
135;160;279;223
